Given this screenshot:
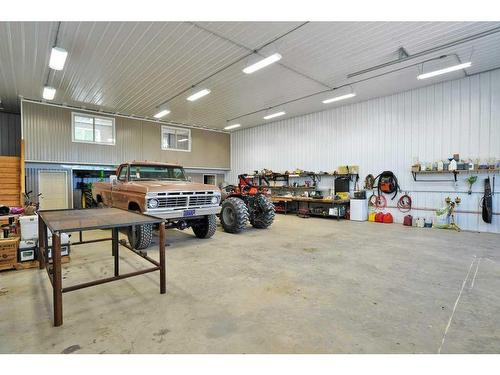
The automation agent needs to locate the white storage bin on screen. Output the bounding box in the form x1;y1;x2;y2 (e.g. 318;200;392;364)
19;215;39;241
19;239;37;249
350;198;368;221
47;245;70;258
46;233;71;246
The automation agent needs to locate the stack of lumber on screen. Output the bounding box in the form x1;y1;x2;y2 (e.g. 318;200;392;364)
0;156;21;207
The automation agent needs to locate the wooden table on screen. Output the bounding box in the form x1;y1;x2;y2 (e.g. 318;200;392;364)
37;208;166;327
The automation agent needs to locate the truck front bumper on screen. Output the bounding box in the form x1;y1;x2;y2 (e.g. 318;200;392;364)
146;206;221;221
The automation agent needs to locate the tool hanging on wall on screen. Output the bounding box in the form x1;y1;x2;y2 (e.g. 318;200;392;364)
364;174;375;190
466;175;478;195
397;193;412;212
374;171;400;200
481;177;493;224
368;193;387;209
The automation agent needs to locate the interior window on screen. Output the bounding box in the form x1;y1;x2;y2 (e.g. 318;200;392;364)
72;112;115;145
161;126;191;151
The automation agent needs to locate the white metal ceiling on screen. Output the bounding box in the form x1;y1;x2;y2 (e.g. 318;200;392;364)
0;21;499;130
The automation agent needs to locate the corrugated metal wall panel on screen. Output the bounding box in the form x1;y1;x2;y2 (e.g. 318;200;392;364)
229;70;500;233
22;101;230;169
0;112;21;156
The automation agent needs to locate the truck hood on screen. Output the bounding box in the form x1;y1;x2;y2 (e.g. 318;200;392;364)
125;180;220;194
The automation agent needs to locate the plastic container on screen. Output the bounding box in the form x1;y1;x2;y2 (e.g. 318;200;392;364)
350;198;368;221
19;215;38;241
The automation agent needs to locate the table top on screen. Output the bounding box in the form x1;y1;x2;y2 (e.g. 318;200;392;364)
38;208;163;233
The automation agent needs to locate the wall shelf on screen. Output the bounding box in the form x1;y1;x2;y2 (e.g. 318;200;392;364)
411;168;499;182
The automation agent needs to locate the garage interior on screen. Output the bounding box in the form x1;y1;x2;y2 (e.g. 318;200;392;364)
0;20;499;355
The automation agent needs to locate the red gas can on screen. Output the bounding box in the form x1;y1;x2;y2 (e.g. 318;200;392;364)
382;213;393;223
403;215;413;226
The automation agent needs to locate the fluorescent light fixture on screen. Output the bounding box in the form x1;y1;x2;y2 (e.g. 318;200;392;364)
224;124;241;130
243;53;282;74
263;111;285;120
178;138;189;142
42;86;56;100
187;88;211;101
49;47;68;70
322;93;356;104
153;109;170;118
417;62;471;80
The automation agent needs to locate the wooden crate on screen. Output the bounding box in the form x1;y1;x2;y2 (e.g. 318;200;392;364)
14;256;71;270
0;237;20;271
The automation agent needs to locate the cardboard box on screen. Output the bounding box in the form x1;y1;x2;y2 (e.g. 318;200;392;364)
0;237;20;270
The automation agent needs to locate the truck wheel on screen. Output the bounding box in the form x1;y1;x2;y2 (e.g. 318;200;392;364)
220;197;249;233
192;214;217;239
250;195;275;229
128;224;153;250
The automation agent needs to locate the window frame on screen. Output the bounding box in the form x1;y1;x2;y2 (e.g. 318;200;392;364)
71;112;116;146
161;125;191;152
203;174;217;186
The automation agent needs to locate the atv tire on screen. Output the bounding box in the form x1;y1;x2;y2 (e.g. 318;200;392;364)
250;194;275;229
128;223;153;250
192;214;217;239
220;197;249;233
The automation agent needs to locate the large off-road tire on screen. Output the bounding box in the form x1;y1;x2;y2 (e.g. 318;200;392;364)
220;197;249;233
128;223;153;250
250;194;275;229
192;214;217;239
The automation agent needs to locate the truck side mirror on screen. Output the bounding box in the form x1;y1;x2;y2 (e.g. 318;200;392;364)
110;175;117;185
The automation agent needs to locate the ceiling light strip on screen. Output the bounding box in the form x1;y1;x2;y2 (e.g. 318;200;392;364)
243;53;282;74
322;93;356;104
263;111;285;120
224;124;241;130
187;88;211;101
417;62;471;80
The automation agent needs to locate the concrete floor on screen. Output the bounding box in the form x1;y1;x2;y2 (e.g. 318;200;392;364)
1;214;499;354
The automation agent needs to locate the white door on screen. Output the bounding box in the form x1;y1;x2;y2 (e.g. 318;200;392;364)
38;171;68;210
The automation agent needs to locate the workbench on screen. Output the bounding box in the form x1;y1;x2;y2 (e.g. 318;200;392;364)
271;196;350;219
37;208;166;327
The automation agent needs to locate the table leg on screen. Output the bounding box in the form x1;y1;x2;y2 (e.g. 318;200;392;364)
38;217;46;269
112;228;119;277
44;222;49;264
159;222;166;294
79;230;83;243
52;232;63;327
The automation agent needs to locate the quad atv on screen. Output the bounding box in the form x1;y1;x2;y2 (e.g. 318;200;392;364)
220;174;275;233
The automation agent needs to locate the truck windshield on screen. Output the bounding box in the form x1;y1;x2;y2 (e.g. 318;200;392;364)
129;165;186;181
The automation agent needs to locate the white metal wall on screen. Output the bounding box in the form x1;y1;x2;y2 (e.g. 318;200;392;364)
229;69;500;233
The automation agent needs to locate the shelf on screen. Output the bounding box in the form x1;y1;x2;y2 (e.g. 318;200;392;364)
411;168;499;182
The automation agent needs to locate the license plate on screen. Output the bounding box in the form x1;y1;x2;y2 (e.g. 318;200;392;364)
183;209;195;217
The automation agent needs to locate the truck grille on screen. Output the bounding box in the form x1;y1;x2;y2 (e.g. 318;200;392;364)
153;191;216;209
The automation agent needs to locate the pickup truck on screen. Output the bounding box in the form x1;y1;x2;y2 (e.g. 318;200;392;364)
92;161;221;249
